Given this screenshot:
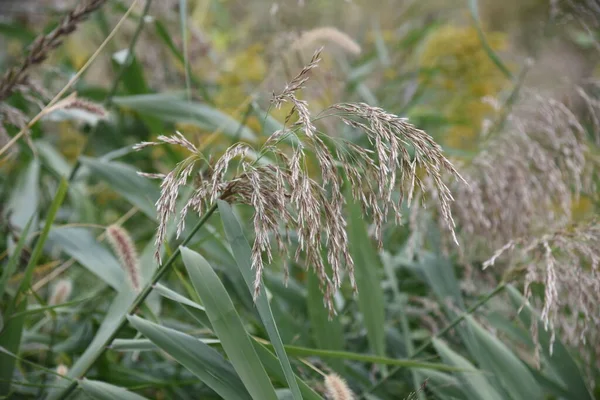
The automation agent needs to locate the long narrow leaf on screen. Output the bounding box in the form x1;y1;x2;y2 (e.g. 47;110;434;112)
347;198;386;358
128;315;250;399
218;200;303;400
464;316;542;400
79;379;150;400
181;247;278;400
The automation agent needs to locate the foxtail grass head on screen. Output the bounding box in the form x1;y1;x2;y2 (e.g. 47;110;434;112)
106;225;141;293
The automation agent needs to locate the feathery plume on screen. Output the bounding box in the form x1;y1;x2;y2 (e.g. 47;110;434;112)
106;225;141;293
48;279;73;306
135;49;463;314
324;373;354;400
420;90;595;260
484;221;600;360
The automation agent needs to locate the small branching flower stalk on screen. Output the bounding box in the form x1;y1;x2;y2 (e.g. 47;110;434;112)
106;225;141;293
135;48;464;314
484;220;600;364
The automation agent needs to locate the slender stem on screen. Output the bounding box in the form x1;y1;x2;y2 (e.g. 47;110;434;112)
364;282;508;396
68;0;152;182
59;203;218;398
105;0;153;104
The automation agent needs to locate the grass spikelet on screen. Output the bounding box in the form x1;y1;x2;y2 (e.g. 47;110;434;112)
324;373;355;400
48;279;72;306
106;225;141;293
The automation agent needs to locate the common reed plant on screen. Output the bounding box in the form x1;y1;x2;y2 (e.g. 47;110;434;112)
135;48;465;313
2;1;600;399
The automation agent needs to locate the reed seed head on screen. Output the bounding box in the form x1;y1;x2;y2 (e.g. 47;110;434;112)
135;48;463;314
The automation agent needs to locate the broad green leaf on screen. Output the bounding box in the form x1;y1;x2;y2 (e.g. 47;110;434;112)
128;315;250;399
218;200;302;399
78;379;149;400
464;316;542;400
112;93;256;141
347;198;386;358
180;247;278;400
307;268;345;373
433;338;503;400
79;156;159;219
48;227;124;291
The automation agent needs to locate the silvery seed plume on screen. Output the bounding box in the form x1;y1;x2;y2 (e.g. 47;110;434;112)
419;90;595;261
484;220;600;369
135;48;464;314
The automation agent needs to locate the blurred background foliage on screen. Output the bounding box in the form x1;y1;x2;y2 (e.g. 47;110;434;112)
0;0;599;399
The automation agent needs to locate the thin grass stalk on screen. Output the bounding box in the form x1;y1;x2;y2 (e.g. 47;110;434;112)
68;0;153;182
58;202;218;398
0;0;109;102
363;282;507;397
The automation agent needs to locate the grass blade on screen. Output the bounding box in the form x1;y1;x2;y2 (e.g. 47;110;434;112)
464;315;542;400
78;379;150;400
180;247;278;400
307;268;345;373
467;0;513;79
218;200;303;400
79;156;159;219
0;178;67;396
0;218;33;300
268;343;469;372
253;342;324;400
128;315;251;399
433;338;503;400
347;198;386;358
506;285;593;399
